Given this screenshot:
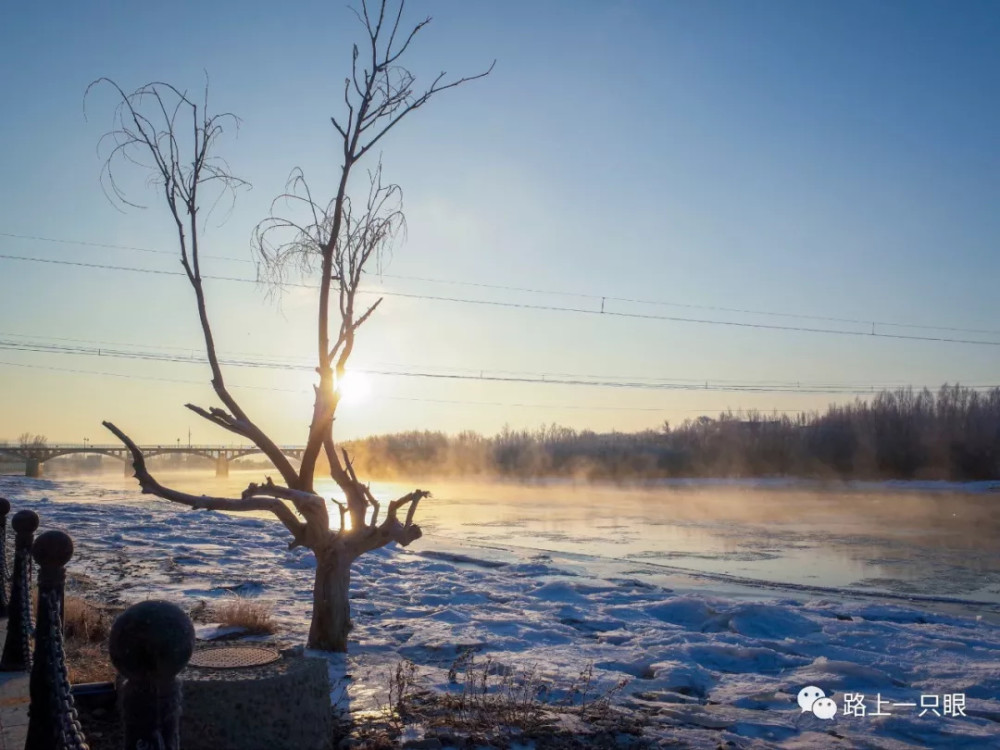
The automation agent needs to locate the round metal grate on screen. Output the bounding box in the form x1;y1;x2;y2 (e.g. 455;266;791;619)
188;646;281;669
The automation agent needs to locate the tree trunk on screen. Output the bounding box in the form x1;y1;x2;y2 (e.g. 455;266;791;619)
308;550;352;652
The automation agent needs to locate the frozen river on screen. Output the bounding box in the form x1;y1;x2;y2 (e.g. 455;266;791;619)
3;470;999;748
29;469;1000;612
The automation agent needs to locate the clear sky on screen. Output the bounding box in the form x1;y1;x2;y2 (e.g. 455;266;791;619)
1;0;998;445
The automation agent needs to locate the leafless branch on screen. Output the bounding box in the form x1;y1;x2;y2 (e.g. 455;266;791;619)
185;403;250;437
388;488;430;528
89;77;300;489
353;297;383;332
331;499;349;533
355;60;495;162
361;484;380;527
252;1;492;490
91;0;490;653
103;421;305;543
351;488;430;555
342;448;360;483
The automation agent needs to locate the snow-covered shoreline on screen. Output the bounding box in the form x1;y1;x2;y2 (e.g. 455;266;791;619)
2;475;999;748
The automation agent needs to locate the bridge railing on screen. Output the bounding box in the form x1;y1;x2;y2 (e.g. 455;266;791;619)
7;444;307;477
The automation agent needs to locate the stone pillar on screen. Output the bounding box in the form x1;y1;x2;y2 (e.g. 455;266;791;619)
110;600;195;750
25;458;42;478
0;510;39;671
0;497;9;618
26;530;86;750
215;456;229;478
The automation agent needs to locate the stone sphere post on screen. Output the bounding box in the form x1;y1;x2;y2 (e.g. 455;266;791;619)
0;496;10;618
110;600;195;750
26;530;87;750
0;509;39;671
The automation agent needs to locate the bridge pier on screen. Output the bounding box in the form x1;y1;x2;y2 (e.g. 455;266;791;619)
24;459;42;478
215;457;229;478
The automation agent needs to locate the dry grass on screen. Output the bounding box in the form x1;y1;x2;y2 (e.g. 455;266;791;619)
57;593;275;683
335;655;647;750
63;596;112;643
212;595;277;635
62;595;116;684
66;641;116;684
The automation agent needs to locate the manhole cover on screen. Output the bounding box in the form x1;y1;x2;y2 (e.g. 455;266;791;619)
188;646;281;669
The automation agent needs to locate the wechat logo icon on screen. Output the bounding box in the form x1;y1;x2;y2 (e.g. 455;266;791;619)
798;686;836;720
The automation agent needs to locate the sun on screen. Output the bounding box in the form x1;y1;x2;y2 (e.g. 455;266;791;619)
337;370;372;405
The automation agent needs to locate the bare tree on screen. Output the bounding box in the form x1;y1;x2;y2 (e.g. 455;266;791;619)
18;433;47;449
90;0;492;651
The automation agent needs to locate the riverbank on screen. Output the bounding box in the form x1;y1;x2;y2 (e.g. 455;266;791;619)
3;475;1000;748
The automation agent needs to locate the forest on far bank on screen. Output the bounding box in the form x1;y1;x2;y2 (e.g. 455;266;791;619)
339;385;1000;482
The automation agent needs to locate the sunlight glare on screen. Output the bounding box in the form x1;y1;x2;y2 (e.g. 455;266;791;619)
337;370;372;405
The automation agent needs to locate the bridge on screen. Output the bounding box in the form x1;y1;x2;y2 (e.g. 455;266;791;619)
0;444;306;478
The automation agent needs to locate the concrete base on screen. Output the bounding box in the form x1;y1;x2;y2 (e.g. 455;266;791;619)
215;457;229;478
24;459;41;478
178;648;332;750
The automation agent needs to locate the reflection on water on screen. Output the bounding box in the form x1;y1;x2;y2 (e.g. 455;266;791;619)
47;471;1000;604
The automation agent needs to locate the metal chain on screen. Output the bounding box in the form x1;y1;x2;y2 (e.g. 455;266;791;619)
0;526;8;615
0;524;8;603
41;588;90;750
24;549;33;635
18;550;32;670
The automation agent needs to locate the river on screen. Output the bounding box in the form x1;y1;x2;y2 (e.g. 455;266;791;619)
27;468;1000;613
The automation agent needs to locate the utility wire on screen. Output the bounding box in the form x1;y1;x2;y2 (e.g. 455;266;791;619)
0;359;691;412
0;232;247;262
2;251;1000;348
3;231;1000;337
0;359;300;391
2;338;996;395
0;330;947;390
0;330;276;361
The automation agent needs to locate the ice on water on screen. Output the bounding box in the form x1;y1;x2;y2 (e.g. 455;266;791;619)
3;475;999;749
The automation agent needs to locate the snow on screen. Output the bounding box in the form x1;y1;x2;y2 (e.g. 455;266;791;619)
194;624;250;640
2;474;999;748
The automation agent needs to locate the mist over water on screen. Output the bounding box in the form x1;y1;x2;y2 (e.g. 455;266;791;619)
38;467;1000;609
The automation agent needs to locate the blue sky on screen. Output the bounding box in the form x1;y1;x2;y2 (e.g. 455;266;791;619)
1;0;998;444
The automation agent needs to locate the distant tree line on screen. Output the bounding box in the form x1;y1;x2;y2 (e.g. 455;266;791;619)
17;433;47;449
341;385;1000;482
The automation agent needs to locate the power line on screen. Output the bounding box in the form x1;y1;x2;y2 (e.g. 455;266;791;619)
4;231;1000;338
2;337;997;395
0;359;692;412
3;251;1000;348
377;290;1000;347
0;252;245;281
0;330;947;390
0;359;299;391
0;331;261;361
0;232;248;263
0;359;933;421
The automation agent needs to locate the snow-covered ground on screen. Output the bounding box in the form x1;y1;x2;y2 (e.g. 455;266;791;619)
2;474;999;748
